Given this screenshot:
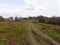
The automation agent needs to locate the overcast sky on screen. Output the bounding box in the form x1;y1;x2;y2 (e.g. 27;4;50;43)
0;0;59;17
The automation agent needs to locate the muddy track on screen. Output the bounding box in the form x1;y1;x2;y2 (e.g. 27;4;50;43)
25;24;41;45
32;24;60;45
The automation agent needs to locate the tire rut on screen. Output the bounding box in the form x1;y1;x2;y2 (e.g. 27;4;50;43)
32;25;60;45
26;25;41;45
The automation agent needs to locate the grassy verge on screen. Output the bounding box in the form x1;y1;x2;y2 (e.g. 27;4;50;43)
34;23;60;42
0;21;30;45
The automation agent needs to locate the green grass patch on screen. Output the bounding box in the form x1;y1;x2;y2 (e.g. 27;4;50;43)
34;23;60;42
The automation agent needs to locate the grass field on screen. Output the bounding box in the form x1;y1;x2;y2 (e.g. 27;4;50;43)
0;20;60;45
34;22;60;42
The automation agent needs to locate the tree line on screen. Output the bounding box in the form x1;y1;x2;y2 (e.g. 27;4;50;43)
37;15;60;25
0;16;23;21
0;15;60;25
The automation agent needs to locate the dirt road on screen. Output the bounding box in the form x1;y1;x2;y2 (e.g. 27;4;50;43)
25;24;41;45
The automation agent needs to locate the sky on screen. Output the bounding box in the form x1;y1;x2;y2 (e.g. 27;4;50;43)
0;0;59;17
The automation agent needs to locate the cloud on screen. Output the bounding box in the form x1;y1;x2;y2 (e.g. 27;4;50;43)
56;0;60;16
0;4;8;12
0;0;59;17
